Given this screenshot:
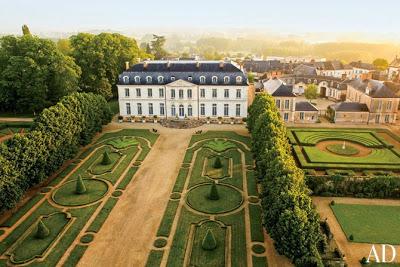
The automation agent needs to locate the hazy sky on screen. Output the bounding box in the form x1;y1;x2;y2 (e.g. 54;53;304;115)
1;0;399;34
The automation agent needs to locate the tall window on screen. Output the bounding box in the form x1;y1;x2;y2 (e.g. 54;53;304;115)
200;89;205;98
171;105;176;116
200;76;206;84
212;76;218;84
160;103;165;115
187;89;192;98
179;89;184;99
125;88;130;97
126;103;131;115
188;105;193;116
123;76;129;83
387;101;392;110
179;104;184;117
212;89;217;98
148;88;152;98
136;88;141;97
224;104;229;116
300;112;304;120
284;113;289;121
235;104;240;116
157;76;164;84
236;76;242;84
236;89;241;98
224;76;230;84
377;100;382;110
224;89;229;98
212;104;217;116
200;104;205;116
385;114;390;123
134;76;140;83
159;88;164;98
276;99;281;109
137;103;142;115
171;89;175;99
148;103;153;115
146;76;152;83
284;99;290;109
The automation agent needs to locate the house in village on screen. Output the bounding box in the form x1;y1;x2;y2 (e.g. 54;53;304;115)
388;56;400;81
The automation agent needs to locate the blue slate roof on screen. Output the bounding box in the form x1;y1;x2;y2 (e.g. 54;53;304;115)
118;60;247;86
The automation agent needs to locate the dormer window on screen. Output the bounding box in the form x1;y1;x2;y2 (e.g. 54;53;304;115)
236;76;242;84
134;76;140;83
224;76;230;84
146;76;152;83
171;76;176;81
200;76;206;84
188;76;193;82
123;76;129;84
212;76;218;84
158;76;164;84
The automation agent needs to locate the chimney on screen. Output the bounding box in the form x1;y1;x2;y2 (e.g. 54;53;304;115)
219;61;224;69
143;61;148;70
125;61;130;70
167;61;171;69
196;61;200;69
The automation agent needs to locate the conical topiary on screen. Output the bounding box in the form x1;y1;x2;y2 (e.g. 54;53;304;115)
35;219;50;239
213;156;222;169
202;229;217;250
101;150;112;165
75;175;87;194
208;181;219;200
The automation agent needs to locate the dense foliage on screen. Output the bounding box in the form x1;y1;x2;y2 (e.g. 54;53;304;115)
248;93;325;266
0;35;81;113
0;92;112;212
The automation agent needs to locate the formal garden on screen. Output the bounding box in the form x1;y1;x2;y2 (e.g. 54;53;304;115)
0;129;158;266
146;131;268;267
0;121;32;140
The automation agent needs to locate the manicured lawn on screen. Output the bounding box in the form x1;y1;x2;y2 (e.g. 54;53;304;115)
331;203;400;244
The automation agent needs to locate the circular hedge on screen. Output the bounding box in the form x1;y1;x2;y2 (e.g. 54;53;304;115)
326;143;359;156
252;244;266;254
80;233;94;244
186;183;243;214
112;190;123;197
52;179;108;207
248;196;259;204
154;238;167;248
170;192;181;200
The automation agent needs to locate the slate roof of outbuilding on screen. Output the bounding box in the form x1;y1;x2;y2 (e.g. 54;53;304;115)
242;60;282;73
330;102;369;112
349;78;398;98
271;84;296;97
295;101;318;111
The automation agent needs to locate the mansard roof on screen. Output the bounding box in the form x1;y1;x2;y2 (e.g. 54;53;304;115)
349;78;398;98
293;64;317;76
242;60;282;73
330;102;369;112
281;74;348;90
118;60;247;86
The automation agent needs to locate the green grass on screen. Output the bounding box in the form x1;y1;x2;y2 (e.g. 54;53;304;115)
246;170;258;196
203;139;237;152
116;167;139;190
331;204;400;244
249;204;264;242
204;156;230;179
86;198;118;233
107;137;138;149
145;250;163;267
1;194;44;227
89;150;122;175
172;168;189;193
252;255;268;267
156;200;180;237
63;245;88;267
326;143;359;156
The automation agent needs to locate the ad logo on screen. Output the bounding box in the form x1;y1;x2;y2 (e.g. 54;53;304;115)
367;244;397;263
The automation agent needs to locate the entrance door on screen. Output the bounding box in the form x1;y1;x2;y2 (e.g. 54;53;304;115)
320;87;327;97
179;104;185;117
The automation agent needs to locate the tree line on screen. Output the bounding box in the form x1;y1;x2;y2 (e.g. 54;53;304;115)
247;93;326;266
0;92;112;212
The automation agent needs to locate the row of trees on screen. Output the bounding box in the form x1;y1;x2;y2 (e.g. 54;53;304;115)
0;92;112;212
248;93;326;266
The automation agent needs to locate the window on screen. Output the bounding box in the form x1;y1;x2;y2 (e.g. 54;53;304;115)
126;103;131;115
188;105;193;116
212;104;217;116
123;76;129;84
377;100;382;110
136;88;141;97
235;104;241;116
300;112;304;120
284;99;290;109
276;99;281;109
179;104;184;117
134;76;140;83
224;76;230;84
236;89;241;98
171;105;176;116
159;88;164;98
200;104;205;116
148;88;152;98
125;88;130;97
224;89;229;98
137;103;142;115
146;76;152;83
385;114;390;123
284;113;289;121
171;89;175;99
200;89;205;98
375;114;380;123
148;103;153;115
212;89;217;98
236;76;242;84
160;103;165;115
212;76;218;84
200;76;206;84
224;104;229;116
187;89;192;99
179;89;184;99
171;76;176;81
157;76;164;84
188;76;193;82
387;101;392;110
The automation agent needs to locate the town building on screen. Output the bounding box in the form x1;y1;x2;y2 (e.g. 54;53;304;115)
117;60;248;120
388;56;400;81
328;102;370;124
350;61;376;79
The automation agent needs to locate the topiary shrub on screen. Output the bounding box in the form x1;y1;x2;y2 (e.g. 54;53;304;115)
154;238;167;248
202;229;217;251
213;156;222;169
101;150;112;165
349;234;354;241
208;181;219;200
80;233;94;244
252;244;266;254
75;175;87;194
35;219;50;239
360;257;367;265
330;200;335;206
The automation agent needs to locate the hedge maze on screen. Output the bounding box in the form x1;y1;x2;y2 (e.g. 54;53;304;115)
288;128;400;171
146;131;267;267
0;129;158;266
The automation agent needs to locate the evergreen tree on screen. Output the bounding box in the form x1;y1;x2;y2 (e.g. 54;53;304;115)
75;175;87;194
101;150;112;165
202;229;217;250
208;181;219;200
213;156;222;169
35;219;50;239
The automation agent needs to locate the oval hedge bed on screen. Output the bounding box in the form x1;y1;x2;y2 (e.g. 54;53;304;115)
154;238;167;248
326;143;359;156
248;196;259;204
80;233;94;244
170;192;181;200
112;190;123;197
252;244;266;254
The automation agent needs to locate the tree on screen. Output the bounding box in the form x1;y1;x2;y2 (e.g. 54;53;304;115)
202;229;217;250
101;150;112;165
57;39;71;55
150;35;168;59
208;181;219;200
76;175;87;194
22;24;31;35
213;156;222;169
35;219;50;239
305;84;318;102
373;58;389;71
247;72;255;83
